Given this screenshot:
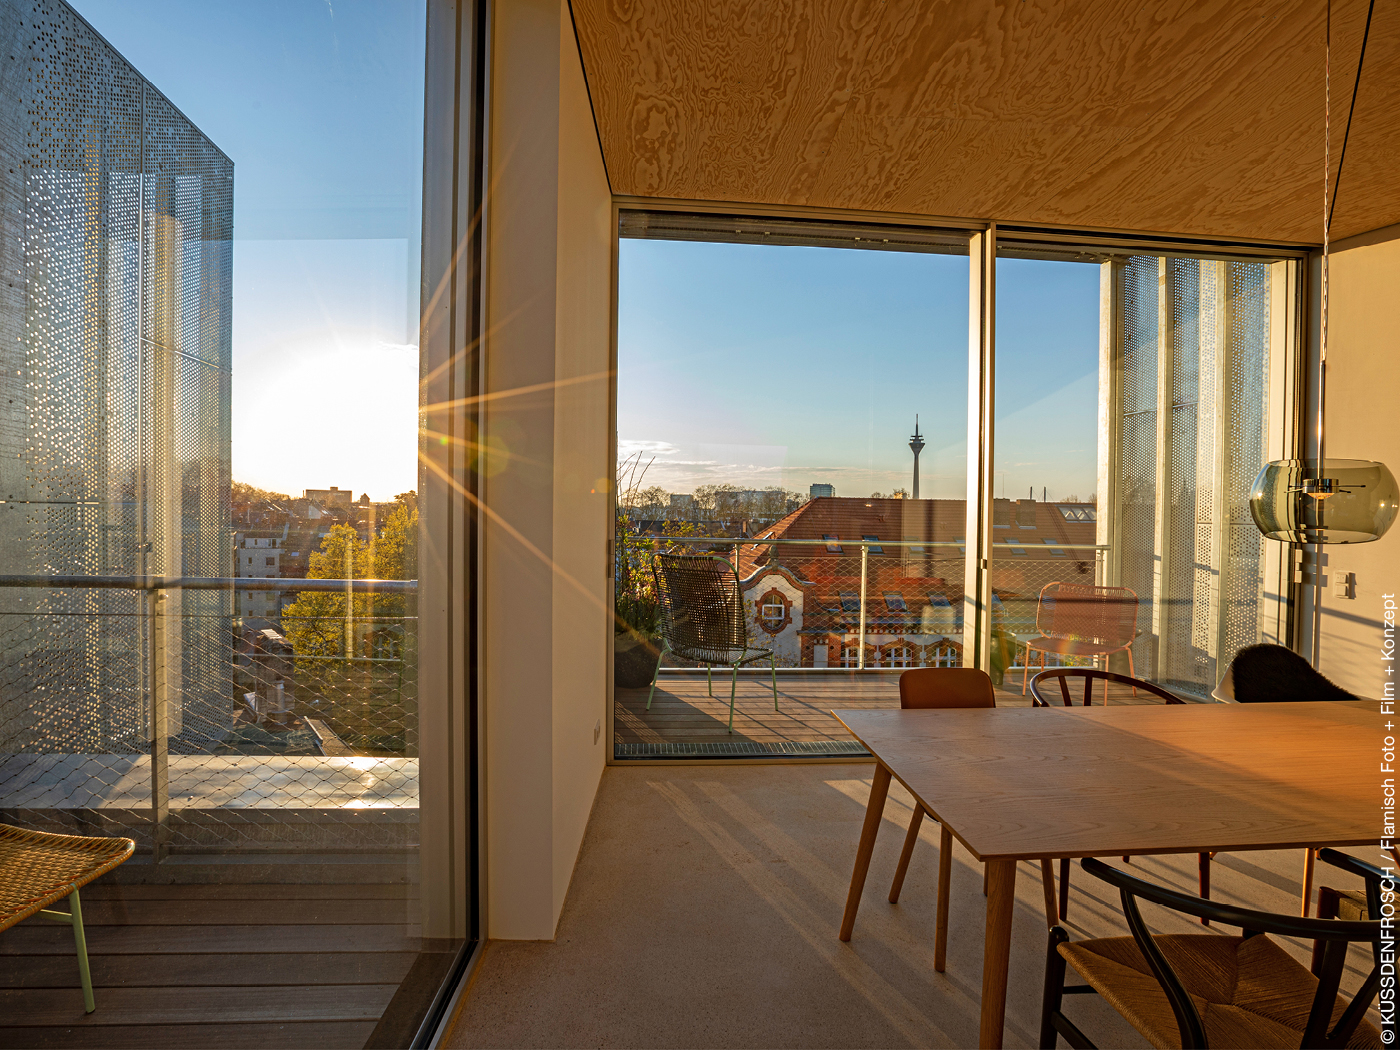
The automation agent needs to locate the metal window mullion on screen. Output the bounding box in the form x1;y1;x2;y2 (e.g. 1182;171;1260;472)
1209;262;1231;666
1150;258;1175;680
1261;259;1300;646
962;226;995;672
1096;258;1124;588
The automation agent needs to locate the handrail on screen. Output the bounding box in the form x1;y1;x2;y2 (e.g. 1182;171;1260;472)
628;534;1109;551
0;575;417;593
621;533;1108;670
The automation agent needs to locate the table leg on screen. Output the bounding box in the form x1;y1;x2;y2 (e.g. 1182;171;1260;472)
935;824;953;972
839;762;892;941
1039;859;1057;926
979;858;1017;1049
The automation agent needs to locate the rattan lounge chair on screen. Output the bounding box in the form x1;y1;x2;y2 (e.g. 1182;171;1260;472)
1;823;135;1012
648;553;778;731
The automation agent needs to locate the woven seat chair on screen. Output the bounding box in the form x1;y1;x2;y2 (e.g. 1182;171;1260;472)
1021;582;1139;696
648;553;778;732
1;823;135;1013
1041;855;1384;1050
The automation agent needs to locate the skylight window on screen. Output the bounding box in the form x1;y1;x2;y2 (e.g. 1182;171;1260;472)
1044;539;1067;556
838;591;860;612
862;534;883;554
823;533;842;553
883;592;906;612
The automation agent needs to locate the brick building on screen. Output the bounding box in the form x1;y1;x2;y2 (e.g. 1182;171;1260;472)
734;495;1097;668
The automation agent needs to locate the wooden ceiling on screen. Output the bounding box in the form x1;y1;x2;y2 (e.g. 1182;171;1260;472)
570;0;1400;244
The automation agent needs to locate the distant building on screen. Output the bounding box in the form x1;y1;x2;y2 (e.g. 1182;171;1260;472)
733;496;1097;668
809;483;836;499
303;486;354;508
235;533;284;629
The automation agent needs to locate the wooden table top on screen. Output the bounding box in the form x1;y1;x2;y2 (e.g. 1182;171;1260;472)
833;701;1375;862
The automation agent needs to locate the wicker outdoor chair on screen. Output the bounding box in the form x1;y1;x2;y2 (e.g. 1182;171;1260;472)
648;553;778;731
1;823;135;1012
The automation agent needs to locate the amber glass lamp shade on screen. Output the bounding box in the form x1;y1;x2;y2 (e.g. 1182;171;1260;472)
1249;458;1399;543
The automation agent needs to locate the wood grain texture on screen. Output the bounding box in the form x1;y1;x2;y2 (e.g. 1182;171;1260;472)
833;701;1374;861
0;985;400;1025
0;923;423;955
0;951;418;988
0;1022;377;1050
572;0;1400;242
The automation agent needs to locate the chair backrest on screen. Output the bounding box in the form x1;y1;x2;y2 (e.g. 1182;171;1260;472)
1029;667;1183;707
1036;582;1138;649
1216;643;1361;704
653;553;748;662
899;667;995;709
1080;855;1381;1050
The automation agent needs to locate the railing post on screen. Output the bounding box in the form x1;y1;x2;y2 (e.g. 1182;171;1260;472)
858;542;868;669
147;586;168;863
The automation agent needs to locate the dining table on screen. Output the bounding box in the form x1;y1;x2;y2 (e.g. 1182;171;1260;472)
832;699;1376;1049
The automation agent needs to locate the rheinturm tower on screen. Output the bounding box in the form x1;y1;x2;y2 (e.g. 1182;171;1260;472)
909;416;925;500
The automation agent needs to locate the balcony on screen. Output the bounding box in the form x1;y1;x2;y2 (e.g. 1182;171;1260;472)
0;575;440;1046
614;530;1118;759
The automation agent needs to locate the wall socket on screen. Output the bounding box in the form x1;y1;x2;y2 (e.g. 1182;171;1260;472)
593;718;601;744
1332;571;1355;600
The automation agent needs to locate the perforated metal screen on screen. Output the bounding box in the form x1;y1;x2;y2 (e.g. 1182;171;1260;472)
1111;255;1273;695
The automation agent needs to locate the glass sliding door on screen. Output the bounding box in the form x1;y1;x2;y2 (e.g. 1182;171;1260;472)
613;212;969;758
0;1;471;1044
1110;255;1294;696
992;237;1298;702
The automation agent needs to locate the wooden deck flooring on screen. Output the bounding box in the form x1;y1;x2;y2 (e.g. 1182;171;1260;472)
0;881;450;1049
614;673;1039;755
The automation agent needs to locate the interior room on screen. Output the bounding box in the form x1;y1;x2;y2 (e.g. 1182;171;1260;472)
1;1;1396;1048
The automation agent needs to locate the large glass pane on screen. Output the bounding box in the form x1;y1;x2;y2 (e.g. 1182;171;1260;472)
994;245;1290;703
0;1;451;1041
614;213;968;758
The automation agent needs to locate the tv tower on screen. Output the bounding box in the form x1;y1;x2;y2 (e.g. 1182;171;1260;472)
909;416;925;500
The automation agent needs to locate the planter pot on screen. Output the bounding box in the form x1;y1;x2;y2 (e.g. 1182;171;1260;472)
614;632;661;688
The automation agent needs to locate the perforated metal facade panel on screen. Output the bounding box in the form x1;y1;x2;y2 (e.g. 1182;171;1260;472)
0;0;232;759
1117;256;1158;674
1111;255;1273;696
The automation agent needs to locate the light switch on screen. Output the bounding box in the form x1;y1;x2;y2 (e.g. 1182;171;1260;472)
1332;571;1354;600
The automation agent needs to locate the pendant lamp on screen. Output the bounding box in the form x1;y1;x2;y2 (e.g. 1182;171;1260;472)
1248;0;1397;545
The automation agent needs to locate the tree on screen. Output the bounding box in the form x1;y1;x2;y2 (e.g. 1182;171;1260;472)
232;480;289;503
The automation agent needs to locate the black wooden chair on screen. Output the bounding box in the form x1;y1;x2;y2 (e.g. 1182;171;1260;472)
1212;643;1364;915
647;553;778;732
1040;854;1383;1049
1029;667;1214;923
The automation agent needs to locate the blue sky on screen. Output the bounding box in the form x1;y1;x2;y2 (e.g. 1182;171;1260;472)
73;0;425;501
618;243;1100;502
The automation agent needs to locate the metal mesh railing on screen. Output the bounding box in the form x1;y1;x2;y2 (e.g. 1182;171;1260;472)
0;577;418;857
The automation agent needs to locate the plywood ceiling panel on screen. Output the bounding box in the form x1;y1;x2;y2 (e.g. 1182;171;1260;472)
571;0;1400;243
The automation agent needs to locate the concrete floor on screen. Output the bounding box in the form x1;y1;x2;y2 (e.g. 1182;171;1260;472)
445;763;1377;1049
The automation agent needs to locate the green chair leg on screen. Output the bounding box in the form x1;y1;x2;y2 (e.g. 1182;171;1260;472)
728;664;738;732
645;644;670;710
40;889;94;1013
70;890;94;1014
707;665;713;697
771;654;779;711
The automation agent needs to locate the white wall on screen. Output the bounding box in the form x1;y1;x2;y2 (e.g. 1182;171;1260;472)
482;0;611;940
1316;224;1400;699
